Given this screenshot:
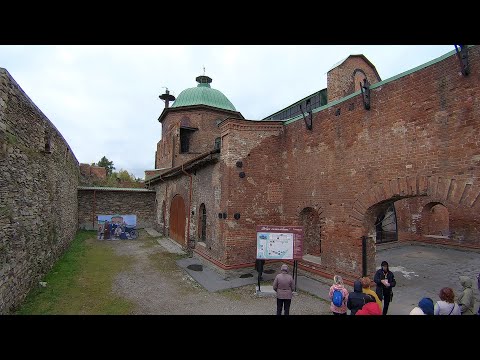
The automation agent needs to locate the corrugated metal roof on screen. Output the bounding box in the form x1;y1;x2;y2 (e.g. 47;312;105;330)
78;186;155;192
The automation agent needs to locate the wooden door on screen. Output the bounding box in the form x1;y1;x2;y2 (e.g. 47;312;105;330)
169;195;186;246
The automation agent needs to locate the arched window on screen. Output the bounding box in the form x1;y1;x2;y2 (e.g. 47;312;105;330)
198;203;207;242
375;203;398;244
421;202;449;237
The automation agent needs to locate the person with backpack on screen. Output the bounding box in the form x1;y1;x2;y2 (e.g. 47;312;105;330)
328;275;349;315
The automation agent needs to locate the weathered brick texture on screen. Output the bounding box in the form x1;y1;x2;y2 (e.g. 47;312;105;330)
153;47;480;282
327;55;381;103
156;108;237;170
0;68;79;314
77;189;156;230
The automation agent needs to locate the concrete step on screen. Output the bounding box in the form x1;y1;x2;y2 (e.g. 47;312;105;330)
144;228;162;237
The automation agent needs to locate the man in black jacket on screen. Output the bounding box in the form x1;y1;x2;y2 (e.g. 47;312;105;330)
374;260;396;315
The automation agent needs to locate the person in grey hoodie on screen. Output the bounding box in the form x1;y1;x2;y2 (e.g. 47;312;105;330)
458;276;476;315
273;264;294;316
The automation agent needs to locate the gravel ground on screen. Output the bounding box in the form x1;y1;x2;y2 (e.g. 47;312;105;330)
110;233;332;315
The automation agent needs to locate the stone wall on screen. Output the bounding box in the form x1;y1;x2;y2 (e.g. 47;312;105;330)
0;68;79;314
77;188;156;230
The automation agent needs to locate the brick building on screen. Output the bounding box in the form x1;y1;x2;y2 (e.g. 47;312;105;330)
146;46;480;281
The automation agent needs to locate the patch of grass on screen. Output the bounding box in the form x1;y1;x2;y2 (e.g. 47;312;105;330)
148;252;187;272
139;236;158;249
17;230;135;315
218;288;243;301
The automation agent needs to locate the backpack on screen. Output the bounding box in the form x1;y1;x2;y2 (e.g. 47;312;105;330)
332;289;344;307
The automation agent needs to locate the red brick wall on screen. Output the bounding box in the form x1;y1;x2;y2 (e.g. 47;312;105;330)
156;108;235;170
152;160;227;262
215;120;284;266
152;47;480;280
327;56;381;103
79;163;106;179
395;194;480;247
90;166;106;179
220;47;480;278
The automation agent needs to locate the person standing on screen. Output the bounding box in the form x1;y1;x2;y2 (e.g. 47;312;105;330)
328;275;349;315
478;273;480;315
434;287;461;315
347;280;375;315
360;276;382;313
273;264;294;316
458;276;476;315
374;260;396;315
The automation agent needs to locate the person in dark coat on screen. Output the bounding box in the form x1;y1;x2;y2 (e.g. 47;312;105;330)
273;264;294;316
347;280;375;315
478;273;480;315
374;260;396;315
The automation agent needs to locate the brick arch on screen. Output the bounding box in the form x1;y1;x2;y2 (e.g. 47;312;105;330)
419;202;449;237
352;68;368;93
350;175;480;227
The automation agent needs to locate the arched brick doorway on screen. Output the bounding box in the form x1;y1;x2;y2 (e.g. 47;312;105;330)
169;195;186;247
421;202;449;237
299;207;321;256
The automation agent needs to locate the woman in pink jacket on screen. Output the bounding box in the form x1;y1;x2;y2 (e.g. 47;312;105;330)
329;275;349;315
273;264;295;316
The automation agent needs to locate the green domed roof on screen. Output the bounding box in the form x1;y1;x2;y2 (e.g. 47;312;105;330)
171;75;237;112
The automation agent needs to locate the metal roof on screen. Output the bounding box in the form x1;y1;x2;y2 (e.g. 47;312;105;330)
170;77;236;112
77;186;155;192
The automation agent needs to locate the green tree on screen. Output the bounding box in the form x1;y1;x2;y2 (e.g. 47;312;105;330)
97;156;115;176
116;169;136;182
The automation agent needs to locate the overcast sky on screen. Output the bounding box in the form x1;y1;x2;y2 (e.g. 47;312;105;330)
0;45;455;179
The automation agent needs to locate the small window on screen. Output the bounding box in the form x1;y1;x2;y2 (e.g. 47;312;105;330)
180;128;195;153
214;137;221;150
44;134;52;153
198;203;207;242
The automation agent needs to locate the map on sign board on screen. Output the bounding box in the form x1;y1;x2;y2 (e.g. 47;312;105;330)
257;232;294;259
256;225;303;260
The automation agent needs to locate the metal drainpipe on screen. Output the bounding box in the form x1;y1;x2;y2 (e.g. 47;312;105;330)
92;189;96;230
159;175;167;236
181;164;193;248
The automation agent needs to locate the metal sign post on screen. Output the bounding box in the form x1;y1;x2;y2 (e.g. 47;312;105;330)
255;225;304;293
293;260;298;292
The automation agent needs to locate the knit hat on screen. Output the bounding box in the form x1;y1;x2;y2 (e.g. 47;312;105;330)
418;297;434;315
281;264;288;272
381;261;388;267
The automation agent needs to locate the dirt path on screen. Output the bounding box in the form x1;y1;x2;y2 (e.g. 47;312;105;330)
109;232;331;315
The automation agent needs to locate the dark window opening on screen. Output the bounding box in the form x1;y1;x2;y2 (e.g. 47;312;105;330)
44;135;51;153
214;137;221;150
199;203;207;242
375;204;398;244
180;128;196;153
